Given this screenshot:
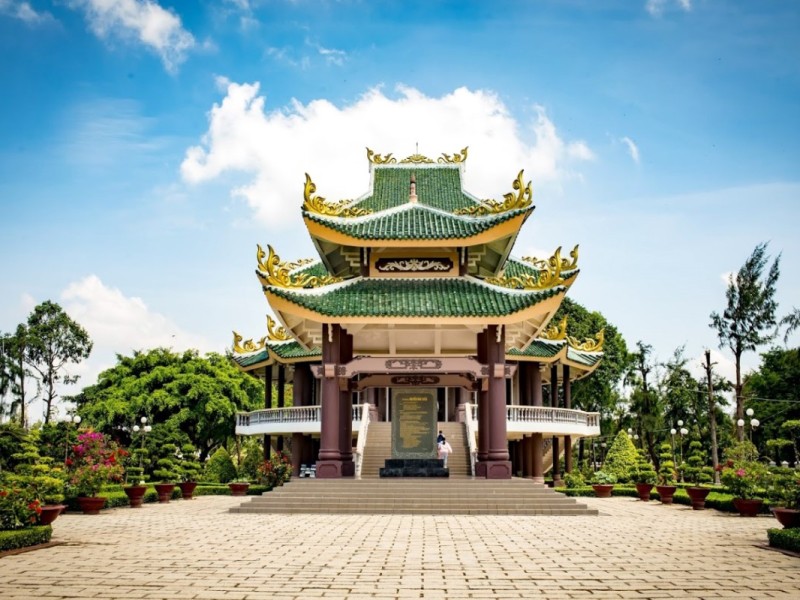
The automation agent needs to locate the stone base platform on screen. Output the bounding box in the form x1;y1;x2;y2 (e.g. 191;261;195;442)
379;458;449;477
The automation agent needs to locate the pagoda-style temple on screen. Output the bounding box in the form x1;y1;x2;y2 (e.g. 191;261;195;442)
232;148;603;482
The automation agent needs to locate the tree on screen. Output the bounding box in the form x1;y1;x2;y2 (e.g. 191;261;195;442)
602;430;639;483
70;348;262;460
625;342;662;467
710;243;781;440
23;301;92;424
742;346;800;451
0;325;35;426
781;307;800;344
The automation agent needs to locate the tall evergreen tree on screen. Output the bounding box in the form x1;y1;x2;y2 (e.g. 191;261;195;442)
710;243;781;440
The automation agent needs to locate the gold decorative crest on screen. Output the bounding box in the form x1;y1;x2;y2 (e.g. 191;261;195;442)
437;147;468;164
366;148;397;164
256;244;342;289
540;316;568;341
486;246;569;290
454;170;533;216
567;329;605;353
266;315;292;342
400;153;434;164
232;331;266;354
301;173;372;217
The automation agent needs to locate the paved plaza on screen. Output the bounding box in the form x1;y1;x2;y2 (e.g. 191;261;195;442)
1;493;799;600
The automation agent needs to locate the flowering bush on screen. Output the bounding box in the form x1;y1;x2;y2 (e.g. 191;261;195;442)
0;487;41;530
257;451;292;488
719;459;768;499
67;430;124;497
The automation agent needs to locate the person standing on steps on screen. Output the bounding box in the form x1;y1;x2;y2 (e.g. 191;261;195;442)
437;430;445;444
438;436;453;468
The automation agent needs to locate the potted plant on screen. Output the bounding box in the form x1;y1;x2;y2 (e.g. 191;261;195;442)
684;440;714;510
633;449;657;501
655;442;677;504
228;479;251;496
177;443;202;500
7;429;67;524
123;465;148;508
591;471;616;498
720;441;767;517
67;430;124;514
152;443;180;503
769;472;800;528
256;450;292;489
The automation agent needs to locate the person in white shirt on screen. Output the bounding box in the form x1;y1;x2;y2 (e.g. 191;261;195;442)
437;437;453;468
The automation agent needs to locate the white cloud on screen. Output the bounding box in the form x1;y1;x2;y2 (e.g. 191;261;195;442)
0;0;55;24
620;136;640;164
68;0;196;73
646;0;692;17
181;82;595;227
719;271;733;286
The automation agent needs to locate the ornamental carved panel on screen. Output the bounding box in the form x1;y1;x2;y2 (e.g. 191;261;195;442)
384;359;443;371
375;257;453;273
390;375;441;386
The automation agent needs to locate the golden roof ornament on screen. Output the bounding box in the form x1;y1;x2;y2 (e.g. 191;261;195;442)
486;246;567;290
540;316;568;341
567;329;605;353
438;147;468;164
301;173;371;217
266;315;292;342
400;153;434;164
256;244;342;289
454;170;533;216
232;331;266;354
366;148;397;164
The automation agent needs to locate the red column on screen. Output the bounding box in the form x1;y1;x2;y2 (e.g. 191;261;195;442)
530;362;544;483
551;364;562;486
486;324;511;479
339;329;355;477
276;365;286;452
476;330;489;477
317;324;342;477
263;364;272;461
563;364;573;475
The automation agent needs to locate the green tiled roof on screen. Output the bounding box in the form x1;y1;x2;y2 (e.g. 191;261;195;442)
233;349;269;368
291;261;329;279
270;341;321;359
269;278;562;318
305;205;528;241
507;339;565;358
566;348;603;367
357;167;476;212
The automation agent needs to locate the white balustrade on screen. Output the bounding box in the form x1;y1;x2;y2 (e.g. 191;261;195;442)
353;404;371;479
464;403;600;437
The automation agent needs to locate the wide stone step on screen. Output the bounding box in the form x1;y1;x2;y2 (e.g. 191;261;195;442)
231;506;597;515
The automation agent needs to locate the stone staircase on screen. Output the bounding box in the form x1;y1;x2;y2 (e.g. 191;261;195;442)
360;421;471;478
230;478;598;515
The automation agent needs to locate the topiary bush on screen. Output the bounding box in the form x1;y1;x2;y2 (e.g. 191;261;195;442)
684;440;713;485
634;449;657;485
658;442;677;484
768;528;800;553
177;444;202;482
204;447;237;483
602;431;639;483
563;472;585;488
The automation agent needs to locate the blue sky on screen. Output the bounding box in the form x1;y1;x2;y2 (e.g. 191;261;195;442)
1;0;798;419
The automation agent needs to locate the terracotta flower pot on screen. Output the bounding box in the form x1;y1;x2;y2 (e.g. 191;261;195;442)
655;485;677;504
686;486;711;510
77;496;106;515
733;498;762;517
39;504;65;525
154;483;175;504
635;483;654;501
772;507;800;528
123;485;148;508
178;481;198;500
228;482;250;496
592;484;614;498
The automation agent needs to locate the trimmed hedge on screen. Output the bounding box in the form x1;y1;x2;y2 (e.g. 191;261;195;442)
0;525;52;552
768;528;800;553
557;485;770;514
64;484;271;512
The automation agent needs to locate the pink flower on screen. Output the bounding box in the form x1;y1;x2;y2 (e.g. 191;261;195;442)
736;468;746;477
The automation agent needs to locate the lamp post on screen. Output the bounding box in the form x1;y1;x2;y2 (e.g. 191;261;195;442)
132;416;152;470
64;415;81;464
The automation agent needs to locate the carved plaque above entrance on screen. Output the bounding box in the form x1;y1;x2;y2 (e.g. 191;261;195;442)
375;257;453;273
391;375;440;386
385;359;443;371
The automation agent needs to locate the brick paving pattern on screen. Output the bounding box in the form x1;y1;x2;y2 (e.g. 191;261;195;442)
1;494;799;599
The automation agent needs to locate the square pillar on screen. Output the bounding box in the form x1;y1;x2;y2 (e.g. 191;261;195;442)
263;364;272;461
485;324;511;479
276;365;286;452
563;364;573;474
339;329;355;477
530;362;544;483
551;364;562;486
317;324;342;478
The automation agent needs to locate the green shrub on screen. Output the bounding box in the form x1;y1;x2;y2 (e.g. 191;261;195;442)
634;449;657;485
205;447;237;483
563;472;585;488
684;440;713;485
178;444;202;482
602;431;638;483
768;528;800;553
0;525;52;552
658;442;677;484
591;470;617;485
238;438;264;481
153;443;180;483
